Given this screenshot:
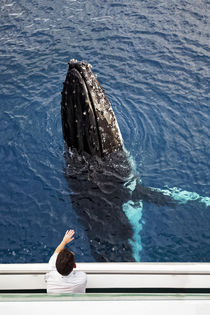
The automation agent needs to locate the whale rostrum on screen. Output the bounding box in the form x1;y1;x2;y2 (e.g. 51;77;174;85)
61;60;123;157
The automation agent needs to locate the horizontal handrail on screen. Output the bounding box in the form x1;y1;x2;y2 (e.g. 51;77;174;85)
1;262;210;274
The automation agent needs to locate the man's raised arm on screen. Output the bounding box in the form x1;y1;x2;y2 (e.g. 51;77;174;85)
54;229;75;254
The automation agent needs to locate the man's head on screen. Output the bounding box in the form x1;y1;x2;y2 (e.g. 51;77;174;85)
56;248;76;276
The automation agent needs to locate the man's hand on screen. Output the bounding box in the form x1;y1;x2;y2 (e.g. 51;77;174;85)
62;230;75;245
54;229;75;254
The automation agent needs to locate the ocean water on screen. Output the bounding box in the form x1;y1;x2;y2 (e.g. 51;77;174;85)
0;0;209;263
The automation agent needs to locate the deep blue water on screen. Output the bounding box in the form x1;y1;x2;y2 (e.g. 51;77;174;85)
0;0;209;263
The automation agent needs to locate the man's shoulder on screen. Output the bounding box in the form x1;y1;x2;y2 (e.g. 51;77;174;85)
69;270;87;285
72;270;87;279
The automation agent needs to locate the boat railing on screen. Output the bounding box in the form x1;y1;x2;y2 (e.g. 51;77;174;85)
1;262;210;293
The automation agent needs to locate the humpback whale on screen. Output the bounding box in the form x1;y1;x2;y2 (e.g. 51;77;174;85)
61;60;210;262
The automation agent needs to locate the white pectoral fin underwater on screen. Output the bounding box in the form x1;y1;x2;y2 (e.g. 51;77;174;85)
151;187;210;208
61;60;210;262
131;177;210;208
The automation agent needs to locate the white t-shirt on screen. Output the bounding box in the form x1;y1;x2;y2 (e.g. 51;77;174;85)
45;253;87;294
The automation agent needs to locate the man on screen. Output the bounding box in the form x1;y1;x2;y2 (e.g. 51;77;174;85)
45;230;87;293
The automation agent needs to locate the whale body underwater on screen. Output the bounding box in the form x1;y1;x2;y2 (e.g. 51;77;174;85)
61;60;210;262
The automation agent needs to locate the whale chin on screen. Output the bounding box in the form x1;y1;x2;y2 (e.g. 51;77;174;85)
61;59;123;158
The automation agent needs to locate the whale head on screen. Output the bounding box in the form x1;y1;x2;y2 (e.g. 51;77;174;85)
61;60;123;157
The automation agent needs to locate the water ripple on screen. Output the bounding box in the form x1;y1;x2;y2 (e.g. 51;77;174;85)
0;0;209;262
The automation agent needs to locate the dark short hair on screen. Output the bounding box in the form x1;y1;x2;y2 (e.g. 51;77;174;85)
56;248;75;276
